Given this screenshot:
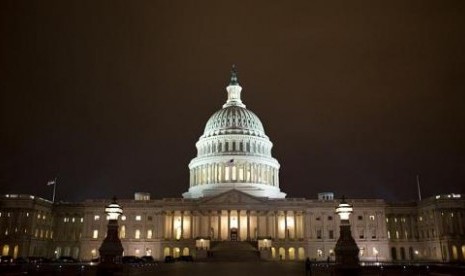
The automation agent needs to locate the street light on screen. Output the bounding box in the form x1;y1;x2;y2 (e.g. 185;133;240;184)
98;197;124;266
335;198;353;222
105;201;123;220
334;196;360;274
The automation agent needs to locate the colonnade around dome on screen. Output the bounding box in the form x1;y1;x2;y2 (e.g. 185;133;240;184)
189;162;279;187
195;136;272;157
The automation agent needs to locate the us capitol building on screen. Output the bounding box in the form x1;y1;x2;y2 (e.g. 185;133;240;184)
1;69;464;263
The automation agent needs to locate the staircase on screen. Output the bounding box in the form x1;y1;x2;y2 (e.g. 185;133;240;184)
208;241;260;262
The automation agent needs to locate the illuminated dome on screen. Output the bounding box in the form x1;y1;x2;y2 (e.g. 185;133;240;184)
202;106;267;138
183;66;286;199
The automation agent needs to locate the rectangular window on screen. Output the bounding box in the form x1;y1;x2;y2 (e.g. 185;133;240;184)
329;230;334;239
316;230;322;239
148;216;152;221
93;230;99;239
94;215;100;221
136;215;142;221
147;229;153;239
328;216;333;221
358;229;364;239
225;167;230;181
135;229;141;239
369;215;375;221
358;215;363;220
231;166;236;181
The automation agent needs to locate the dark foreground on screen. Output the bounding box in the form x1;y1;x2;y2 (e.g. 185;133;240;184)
1;261;465;275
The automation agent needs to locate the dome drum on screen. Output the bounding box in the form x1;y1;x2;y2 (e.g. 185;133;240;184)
195;135;273;157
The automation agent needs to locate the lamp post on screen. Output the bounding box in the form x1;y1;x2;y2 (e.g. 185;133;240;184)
335;196;360;274
99;198;124;265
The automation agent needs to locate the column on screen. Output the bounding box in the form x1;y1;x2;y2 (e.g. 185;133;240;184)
227;210;231;240
301;211;307;239
457;212;464;235
160;212;165;239
265;212;269;237
256;211;260;239
284;211;288;239
275;211;279;239
171;211;175;240
180;211;184;239
247;210;251;240
190;212;193;239
237;210;241;240
293;211;297;240
237;210;241;241
207;211;212;238
217;211;222;240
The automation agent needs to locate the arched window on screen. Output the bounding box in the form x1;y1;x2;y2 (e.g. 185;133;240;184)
163;247;170;257
13;245;18;259
173;247;180;258
278;247;286;260
400;247;406;260
119;225;126;239
182;247;189;256
391;247;397;261
298;247;305;260
288;247;295;260
2;245;9;256
452;245;458;260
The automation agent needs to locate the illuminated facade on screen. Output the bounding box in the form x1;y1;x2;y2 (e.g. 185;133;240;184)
1;70;464;262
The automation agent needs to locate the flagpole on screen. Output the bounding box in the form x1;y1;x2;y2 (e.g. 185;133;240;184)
52;177;57;203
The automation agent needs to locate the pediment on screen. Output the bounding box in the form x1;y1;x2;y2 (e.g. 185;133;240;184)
200;189;267;206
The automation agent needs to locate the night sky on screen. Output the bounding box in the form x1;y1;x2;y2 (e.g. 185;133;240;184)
1;1;464;202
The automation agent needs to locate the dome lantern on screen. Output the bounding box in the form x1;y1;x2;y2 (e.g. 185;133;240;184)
223;65;245;108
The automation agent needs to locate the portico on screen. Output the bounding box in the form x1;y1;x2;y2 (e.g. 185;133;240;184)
163;190;306;242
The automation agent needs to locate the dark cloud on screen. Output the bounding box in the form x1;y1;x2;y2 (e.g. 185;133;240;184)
1;0;464;202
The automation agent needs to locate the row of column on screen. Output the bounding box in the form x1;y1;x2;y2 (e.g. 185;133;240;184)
197;139;269;156
190;163;279;187
164;210;304;240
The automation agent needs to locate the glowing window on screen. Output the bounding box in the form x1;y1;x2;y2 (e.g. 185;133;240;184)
369;215;375;220
136;215;141;221
147;229;153;239
135;229;141;239
94;215;100;221
121;215;126;221
119;225;126;239
92;230;98;239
